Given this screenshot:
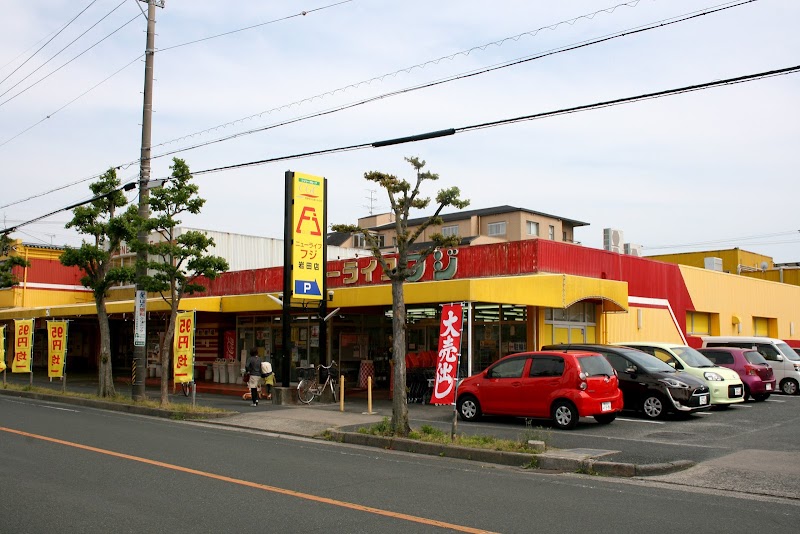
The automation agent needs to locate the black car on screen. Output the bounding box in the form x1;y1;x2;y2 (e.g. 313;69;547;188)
542;344;711;419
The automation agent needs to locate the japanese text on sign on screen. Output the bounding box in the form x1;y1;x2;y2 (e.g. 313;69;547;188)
173;311;195;384
430;303;463;405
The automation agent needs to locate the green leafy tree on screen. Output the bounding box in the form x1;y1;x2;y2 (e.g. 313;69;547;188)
332;156;469;436
133;158;229;406
60;168;137;397
0;236;30;288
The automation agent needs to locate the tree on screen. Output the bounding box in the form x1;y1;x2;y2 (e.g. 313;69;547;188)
133;158;229;406
332;156;469;435
61;168;137;397
0;235;30;289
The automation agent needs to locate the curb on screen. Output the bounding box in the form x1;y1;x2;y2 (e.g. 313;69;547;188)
328;430;695;477
0;388;232;420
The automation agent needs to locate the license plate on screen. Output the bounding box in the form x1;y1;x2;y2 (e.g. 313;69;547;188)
766;383;772;391
734;387;742;397
699;395;708;405
601;402;611;412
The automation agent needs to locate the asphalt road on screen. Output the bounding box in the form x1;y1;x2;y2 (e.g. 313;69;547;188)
2;395;800;534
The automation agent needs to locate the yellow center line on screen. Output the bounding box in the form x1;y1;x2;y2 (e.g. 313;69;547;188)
1;426;496;534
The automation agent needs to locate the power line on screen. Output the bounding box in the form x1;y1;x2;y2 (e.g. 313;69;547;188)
0;12;140;109
646;230;800;250
0;0;761;208
151;0;655;150
0;0;128;99
158;0;354;53
181;64;799;178
4;63;797;237
145;0;758;162
0;0;100;86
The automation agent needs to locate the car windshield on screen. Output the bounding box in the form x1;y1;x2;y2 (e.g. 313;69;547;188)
777;342;800;361
744;350;769;365
619;349;677;373
672;346;715;367
578;355;615;377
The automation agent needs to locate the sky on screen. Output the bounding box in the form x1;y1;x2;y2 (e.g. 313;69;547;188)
1;0;798;263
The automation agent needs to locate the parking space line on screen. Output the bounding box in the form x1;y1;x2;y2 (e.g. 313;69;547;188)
765;399;785;403
615;417;664;425
732;404;752;408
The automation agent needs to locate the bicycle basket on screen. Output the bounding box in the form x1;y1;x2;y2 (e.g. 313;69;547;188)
317;366;332;383
297;366;316;381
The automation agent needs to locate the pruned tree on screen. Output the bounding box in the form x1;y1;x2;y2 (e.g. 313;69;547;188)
61;168;137;397
133;158;229;406
0;235;30;289
332;156;469;436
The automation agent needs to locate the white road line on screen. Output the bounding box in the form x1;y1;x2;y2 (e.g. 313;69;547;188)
615;417;664;425
765;399;785;403
697;411;715;415
41;405;79;412
731;404;753;408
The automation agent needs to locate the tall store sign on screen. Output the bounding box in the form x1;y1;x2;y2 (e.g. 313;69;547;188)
430;303;463;405
12;319;34;373
173;311;195;384
290;171;326;300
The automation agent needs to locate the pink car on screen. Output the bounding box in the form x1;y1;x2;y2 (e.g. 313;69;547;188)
699;347;776;401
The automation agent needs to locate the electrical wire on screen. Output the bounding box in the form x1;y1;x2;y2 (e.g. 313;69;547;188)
144;0;758;162
0;0;100;86
158;0;353;53
647;230;800;250
0;0;762;207
0;0;128;99
0;13;140;109
3;63;797;237
151;0;656;150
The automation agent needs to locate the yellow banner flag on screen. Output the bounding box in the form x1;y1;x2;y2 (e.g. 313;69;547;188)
0;325;6;372
48;321;68;379
173;311;195;384
12;319;34;373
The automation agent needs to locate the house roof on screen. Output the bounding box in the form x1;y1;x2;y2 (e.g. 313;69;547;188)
368;205;589;230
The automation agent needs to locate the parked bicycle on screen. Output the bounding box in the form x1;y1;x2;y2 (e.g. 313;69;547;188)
297;362;338;404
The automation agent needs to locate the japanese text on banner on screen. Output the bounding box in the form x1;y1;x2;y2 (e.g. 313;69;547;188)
173;311;195;384
48;321;68;378
430;303;463;405
12;319;34;373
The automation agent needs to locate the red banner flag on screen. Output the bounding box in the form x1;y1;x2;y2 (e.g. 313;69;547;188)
430;303;463;405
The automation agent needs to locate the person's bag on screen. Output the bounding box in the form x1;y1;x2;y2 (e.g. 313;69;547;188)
260;361;272;377
243;372;250;382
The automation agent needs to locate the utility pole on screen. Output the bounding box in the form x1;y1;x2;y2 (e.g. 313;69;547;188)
133;0;164;401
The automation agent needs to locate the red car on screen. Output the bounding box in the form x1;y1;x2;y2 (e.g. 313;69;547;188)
456;351;623;429
699;347;776;401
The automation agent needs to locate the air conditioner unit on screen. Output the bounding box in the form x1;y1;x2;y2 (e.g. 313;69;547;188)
603;228;623;253
704;257;723;272
624;243;643;257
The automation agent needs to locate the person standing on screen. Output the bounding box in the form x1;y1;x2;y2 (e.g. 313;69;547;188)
245;347;262;406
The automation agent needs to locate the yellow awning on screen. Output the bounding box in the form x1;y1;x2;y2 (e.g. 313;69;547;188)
0;273;627;320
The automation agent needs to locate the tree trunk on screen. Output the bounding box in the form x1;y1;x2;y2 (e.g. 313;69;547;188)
96;296;116;397
390;278;410;436
160;304;178;407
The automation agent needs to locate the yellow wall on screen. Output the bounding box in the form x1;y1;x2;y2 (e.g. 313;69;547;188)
604;307;684;343
742;267;800;286
680;265;800;338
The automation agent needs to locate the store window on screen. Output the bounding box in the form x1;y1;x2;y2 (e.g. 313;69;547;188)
472;303;527;373
543;302;596;345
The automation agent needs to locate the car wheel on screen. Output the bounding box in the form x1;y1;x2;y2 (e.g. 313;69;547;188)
457;395;481;421
641;394;666;420
751;393;770;402
743;384;751;401
551;400;579;430
780;378;799;396
594;413;616;425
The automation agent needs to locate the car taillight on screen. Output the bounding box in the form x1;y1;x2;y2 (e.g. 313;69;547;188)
579;381;587;391
744;364;757;376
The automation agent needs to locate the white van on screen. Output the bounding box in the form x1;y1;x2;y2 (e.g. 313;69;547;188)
700;336;800;395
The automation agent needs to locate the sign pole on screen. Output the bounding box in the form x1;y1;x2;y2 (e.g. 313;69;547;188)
282;171;293;388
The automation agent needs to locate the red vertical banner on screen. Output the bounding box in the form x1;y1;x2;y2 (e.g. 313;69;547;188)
430;303;463;405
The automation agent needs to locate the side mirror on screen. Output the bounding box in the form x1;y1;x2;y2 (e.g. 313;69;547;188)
776;354;784;362
625;365;637;375
668;362;676;369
